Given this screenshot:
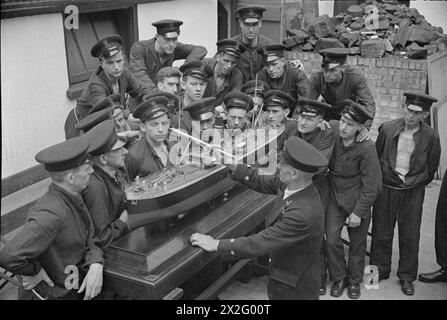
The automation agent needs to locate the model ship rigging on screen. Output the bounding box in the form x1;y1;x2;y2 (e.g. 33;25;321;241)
126;100;284;230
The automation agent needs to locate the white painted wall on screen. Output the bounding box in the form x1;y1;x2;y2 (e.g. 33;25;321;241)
1;13;75;178
137;0;219;65
318;0;335;17
411;0;447;33
1;1;218;178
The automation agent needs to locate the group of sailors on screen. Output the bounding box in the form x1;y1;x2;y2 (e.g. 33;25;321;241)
1;5;445;300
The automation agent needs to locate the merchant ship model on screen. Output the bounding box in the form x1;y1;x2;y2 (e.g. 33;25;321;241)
125;125;284;230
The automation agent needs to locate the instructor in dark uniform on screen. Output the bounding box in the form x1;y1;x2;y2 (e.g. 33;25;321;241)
280;99;334;295
190;136;328;300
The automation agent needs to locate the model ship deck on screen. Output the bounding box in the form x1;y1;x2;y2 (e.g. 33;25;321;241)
126;164;225;201
124;125;284;222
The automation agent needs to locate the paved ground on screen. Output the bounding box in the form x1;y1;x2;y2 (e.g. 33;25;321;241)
218;179;447;300
1;180;446;300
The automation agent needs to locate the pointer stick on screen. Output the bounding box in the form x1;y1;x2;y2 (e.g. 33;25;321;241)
176;140;192;166
170;128;237;161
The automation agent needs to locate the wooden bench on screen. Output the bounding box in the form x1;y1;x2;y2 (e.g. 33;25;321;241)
1;164;50;297
2;164;50;237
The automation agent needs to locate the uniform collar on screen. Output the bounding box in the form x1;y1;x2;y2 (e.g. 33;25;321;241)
235;34;272;49
151;37;174;64
144;137;170;159
92;163;118;182
96;67;121;93
298;128;320;142
49;183;86;210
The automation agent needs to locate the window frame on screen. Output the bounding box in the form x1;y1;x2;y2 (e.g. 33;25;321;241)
63;5;139;100
1;0;167;19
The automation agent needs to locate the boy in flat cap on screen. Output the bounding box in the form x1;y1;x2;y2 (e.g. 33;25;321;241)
183;97;217;144
147;90;180;119
75;107;115;135
231;5;274;82
65;35;153;140
125;96;174;181
280;98;335;295
241;79;270;107
256;44;310;112
82;120;130;247
324;100;382;299
0;137;104;300
305;48;375;128
176;97;218;166
280;98;334;157
129;19;207;91
241;79;270;127
75;97;139;148
263;89;296;129
191;136;328;300
171;61;213;135
371;92;441;296
203;39;245;105
242;89;295;169
223;91;254;137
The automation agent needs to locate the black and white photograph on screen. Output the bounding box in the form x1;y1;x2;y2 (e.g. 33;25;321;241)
1;0;447;303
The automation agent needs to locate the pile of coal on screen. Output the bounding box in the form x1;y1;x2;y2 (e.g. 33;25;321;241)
283;0;447;59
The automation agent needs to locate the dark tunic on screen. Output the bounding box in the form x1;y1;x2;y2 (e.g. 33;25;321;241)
218;165;324;300
370;118;441;281
327;120;382;218
82;165;129;247
375;117;441;188
279;119;335;158
171;109;193;134
125;138;173;181
170;94;194;134
203;57;244;105
64;67;153;139
280;120;335;282
129;37;207;90
325;120;381;284
306;65;375;125
231;34;274;82
256;63;311;109
0;184;103;299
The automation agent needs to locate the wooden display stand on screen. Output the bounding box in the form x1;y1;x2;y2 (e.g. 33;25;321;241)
102;183;276;300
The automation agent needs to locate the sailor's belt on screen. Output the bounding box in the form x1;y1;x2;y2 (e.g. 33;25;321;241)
383;183;419;191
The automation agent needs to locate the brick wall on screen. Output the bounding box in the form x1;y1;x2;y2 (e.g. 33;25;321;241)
285;51;428;139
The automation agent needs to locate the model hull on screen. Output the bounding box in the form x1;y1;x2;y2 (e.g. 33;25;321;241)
125;126;283;229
